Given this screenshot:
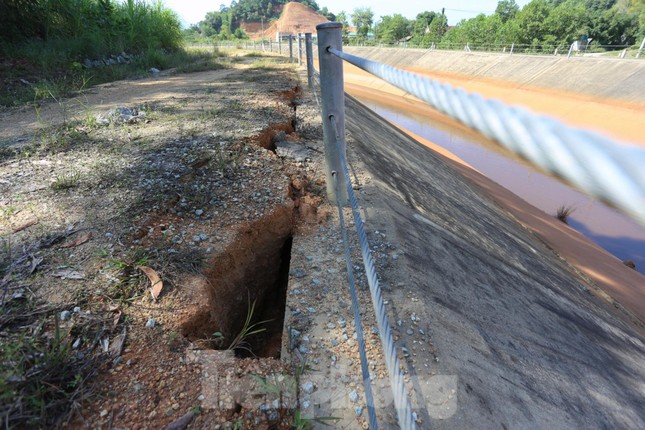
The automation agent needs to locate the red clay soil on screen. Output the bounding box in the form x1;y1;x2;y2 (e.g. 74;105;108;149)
343;64;645;325
241;2;329;40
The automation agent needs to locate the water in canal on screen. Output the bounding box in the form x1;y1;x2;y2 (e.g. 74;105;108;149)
359;98;645;275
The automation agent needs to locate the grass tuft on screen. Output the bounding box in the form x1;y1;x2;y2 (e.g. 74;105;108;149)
555;205;575;224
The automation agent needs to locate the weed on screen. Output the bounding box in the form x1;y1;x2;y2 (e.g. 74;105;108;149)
104;249;150;302
228;297;271;355
0;307;101;428
555;205;575;224
51;170;81;191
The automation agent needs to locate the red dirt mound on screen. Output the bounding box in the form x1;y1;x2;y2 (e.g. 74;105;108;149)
241;2;329;40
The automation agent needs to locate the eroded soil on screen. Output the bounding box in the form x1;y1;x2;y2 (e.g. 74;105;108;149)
0;55;343;429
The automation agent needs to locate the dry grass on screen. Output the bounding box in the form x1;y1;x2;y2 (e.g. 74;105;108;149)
555;205;575;224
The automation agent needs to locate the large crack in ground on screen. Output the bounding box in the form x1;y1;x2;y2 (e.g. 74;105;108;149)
181;205;294;358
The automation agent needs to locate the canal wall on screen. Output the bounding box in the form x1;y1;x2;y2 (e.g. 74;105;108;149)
344;47;645;104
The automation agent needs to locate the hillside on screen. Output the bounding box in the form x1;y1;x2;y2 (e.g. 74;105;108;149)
241;2;329;40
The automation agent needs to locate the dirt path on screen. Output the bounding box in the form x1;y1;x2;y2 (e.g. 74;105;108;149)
0;68;238;144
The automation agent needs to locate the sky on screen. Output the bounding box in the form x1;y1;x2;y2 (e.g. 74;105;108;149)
162;0;532;28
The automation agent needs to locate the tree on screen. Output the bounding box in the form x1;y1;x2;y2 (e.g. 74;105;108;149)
320;6;336;21
375;14;411;44
336;11;351;38
351;7;374;37
426;14;448;43
412;11;438;37
543;1;589;45
495;0;520;23
515;0;552;44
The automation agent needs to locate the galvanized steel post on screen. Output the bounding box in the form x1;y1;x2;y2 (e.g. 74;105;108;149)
298;33;303;65
316;22;348;206
637;36;645;59
305;33;314;89
289;36;293;62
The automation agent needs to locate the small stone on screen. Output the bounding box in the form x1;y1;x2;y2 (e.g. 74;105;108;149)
149;67;160;74
193;235;201;242
145;318;156;328
73;306;81;313
199;233;207;241
302;400;311;409
100;409;108;417
301;381;314;394
355;406;363;417
172;403;179;410
349;390;359;403
298;345;308;354
327;323;336;329
198;394;205;401
338;319;347;328
306;307;316;313
60;311;71;321
407;329;414;335
290;268;306;278
72;338;81;349
195;209;204;216
134;383;143;391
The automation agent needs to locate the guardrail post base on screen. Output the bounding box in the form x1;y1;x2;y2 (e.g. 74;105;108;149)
316;22;348;206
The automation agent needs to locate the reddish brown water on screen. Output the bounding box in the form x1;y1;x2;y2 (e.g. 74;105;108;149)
361;98;645;274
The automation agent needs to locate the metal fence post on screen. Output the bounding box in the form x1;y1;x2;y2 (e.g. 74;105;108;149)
298;33;303;65
289;36;293;62
316;22;348;206
305;33;314;89
637;36;645;58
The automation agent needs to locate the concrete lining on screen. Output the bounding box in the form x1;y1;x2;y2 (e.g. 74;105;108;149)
345;47;645;104
343;93;645;428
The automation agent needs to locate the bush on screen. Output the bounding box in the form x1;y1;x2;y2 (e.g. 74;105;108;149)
0;0;182;62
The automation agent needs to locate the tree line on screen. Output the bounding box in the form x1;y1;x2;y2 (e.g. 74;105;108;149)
189;0;333;40
348;0;644;50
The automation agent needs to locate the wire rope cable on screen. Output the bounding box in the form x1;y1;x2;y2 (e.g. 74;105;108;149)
330;116;418;430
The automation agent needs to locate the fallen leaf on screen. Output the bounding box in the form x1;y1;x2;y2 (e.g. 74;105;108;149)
29;256;44;274
60;231;92;248
112;311;122;328
109;327;127;357
138;266;163;300
100;337;109;352
12;220;37;233
52;269;85;280
163;411;196;430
